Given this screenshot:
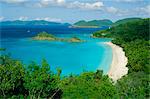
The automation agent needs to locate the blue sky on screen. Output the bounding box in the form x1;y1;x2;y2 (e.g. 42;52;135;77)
0;0;149;23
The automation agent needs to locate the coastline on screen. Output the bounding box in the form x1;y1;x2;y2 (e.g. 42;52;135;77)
69;25;99;28
105;42;128;82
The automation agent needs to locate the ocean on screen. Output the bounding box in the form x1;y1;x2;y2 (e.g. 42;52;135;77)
0;25;112;76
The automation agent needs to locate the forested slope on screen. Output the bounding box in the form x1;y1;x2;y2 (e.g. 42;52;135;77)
0;18;149;98
93;18;150;98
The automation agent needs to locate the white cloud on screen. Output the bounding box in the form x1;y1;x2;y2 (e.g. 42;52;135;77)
1;0;104;11
35;0;104;10
131;5;150;16
0;0;28;4
105;6;132;16
140;5;150;15
114;0;144;2
106;7;118;14
56;0;65;4
18;16;28;21
34;17;62;22
0;16;4;21
67;1;104;10
106;4;150;17
36;0;66;8
2;0;149;18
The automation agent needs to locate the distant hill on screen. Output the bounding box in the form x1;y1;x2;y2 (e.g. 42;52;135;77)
74;19;113;28
112;18;142;26
0;20;71;26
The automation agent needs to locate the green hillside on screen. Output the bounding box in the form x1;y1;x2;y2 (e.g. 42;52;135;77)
112;18;142;26
93;18;149;98
0;18;149;98
74;19;113;27
0;20;71;26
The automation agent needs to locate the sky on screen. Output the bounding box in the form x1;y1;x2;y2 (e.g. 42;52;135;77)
0;0;150;23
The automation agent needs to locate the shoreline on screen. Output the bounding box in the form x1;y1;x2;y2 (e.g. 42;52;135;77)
69;25;99;28
105;42;128;82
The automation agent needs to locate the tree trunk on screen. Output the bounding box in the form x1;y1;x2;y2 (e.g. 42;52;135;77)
29;91;32;99
49;89;60;99
38;89;42;99
1;89;6;98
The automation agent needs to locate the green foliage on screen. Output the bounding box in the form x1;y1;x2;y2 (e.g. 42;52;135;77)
93;18;150;98
0;48;6;51
0;56;61;98
0;20;62;26
103;19;150;73
112;19;149;42
94;18;149;42
56;67;62;77
112;18;142;26
0;18;149;98
0;55;25;98
93;30;111;38
60;70;119;99
122;40;150;73
1;56;118;98
74;19;113;27
34;32;84;42
71;36;81;40
36;31;55;38
116;72;149;98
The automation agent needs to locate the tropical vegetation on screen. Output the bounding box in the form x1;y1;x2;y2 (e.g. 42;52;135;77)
93;18;150;98
74;19;113;27
32;32;84;43
112;17;142;26
0;18;149;98
0;20;71;26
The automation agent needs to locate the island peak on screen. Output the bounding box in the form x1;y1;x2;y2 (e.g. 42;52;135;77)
32;32;84;43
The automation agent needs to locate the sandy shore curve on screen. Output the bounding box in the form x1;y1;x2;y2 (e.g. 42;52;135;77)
105;42;128;82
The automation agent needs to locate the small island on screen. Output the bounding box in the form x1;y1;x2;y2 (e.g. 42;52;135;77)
32;32;84;43
0;48;6;51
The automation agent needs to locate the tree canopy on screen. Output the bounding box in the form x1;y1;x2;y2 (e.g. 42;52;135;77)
0;18;149;98
93;18;150;98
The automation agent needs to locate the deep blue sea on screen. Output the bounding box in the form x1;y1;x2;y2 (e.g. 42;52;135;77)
0;25;112;76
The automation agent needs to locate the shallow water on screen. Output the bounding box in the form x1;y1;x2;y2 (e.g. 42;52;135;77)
0;25;112;75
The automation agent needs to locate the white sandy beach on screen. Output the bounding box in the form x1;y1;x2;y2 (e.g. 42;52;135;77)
105;42;128;82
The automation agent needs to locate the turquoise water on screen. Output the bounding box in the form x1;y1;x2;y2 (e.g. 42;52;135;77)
0;26;112;76
1;37;112;75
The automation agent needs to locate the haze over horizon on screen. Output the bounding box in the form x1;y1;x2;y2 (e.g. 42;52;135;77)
0;0;150;23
